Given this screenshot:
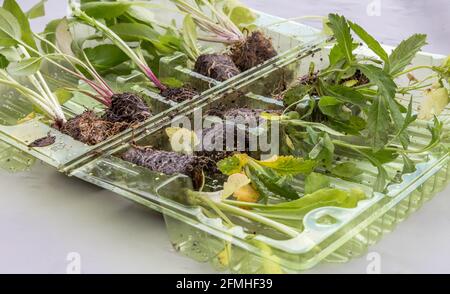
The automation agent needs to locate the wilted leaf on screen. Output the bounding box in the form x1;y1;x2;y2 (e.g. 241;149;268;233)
305;172;330;194
7;57;42;76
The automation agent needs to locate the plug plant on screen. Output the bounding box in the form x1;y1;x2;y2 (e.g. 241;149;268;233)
171;0;278;80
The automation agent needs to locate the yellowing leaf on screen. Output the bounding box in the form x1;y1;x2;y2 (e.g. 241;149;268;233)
17;112;36;124
256;155;316;176
418;87;449;120
217;153;250;175
217;243;232;267
234;184;260;203
166;127;200;154
222;173;251;199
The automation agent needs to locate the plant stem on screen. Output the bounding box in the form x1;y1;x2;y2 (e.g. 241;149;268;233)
394;65;435;78
206;198;299;238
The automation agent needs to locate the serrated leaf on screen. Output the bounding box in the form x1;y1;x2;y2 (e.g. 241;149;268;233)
367;96;390;149
256;155;316;176
327;14;354;63
388;34;427;75
323;84;368;107
356;63;397;100
348;21;389;65
217;154;249;176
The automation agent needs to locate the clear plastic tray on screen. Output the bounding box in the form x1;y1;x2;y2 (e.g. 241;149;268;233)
73;43;449;273
159;11;328;96
0;18;448;274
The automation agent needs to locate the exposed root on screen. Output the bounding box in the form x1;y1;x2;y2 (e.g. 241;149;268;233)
57;111;128;145
161;86;198;103
103;92;151;124
194;53;241;81
122;146;210;190
230;31;278;72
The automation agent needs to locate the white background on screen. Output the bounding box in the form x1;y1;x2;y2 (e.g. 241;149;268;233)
0;0;449;273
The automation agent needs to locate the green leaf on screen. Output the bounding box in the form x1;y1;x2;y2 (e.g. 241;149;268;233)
25;0;46;19
0;7;21;46
318;96;345;118
223;0;257;27
367;96;390;149
0;53;9;68
304;172;330;194
80;2;132;19
217;154;248;176
40;18;60;54
323;84;368;108
3;0;38;50
53;88;73;105
125;5;156;26
7;57;42;76
84;44;129;71
360;148;399;164
182;14;199;60
160;77;184;88
283;84;312;107
254;188;365;221
388;34;427;75
355;64;397;100
109;22;159;43
401;154;416;174
331;162;363;179
246;164;300;201
256;156;316;176
309;133;335;168
327;14;354;63
348;21;389;65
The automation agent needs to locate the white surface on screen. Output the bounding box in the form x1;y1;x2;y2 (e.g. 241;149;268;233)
0;0;449;274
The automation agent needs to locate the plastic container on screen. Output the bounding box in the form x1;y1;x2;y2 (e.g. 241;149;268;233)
159;10;328;96
0;18;448;274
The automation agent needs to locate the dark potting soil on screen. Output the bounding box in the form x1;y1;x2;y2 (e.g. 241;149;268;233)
161;86;199;103
57;111;128;146
194;53;241;81
230;31;278;72
103;92;151;124
122;147;211;190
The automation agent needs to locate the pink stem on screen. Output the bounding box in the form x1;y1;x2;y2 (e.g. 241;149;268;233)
143;67;167;91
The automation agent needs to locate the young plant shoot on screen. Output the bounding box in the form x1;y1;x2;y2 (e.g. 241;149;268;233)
172;0;278;80
70;3;198;103
267;13;449;191
0;0;151;145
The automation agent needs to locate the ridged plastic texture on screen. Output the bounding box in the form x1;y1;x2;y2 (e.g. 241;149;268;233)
0;15;448;273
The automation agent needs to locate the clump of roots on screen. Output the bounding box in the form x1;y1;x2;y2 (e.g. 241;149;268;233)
161;86;199;103
122;146;211;190
194;53;241;81
57;111;128;145
230;31;278;72
103;92;151;124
